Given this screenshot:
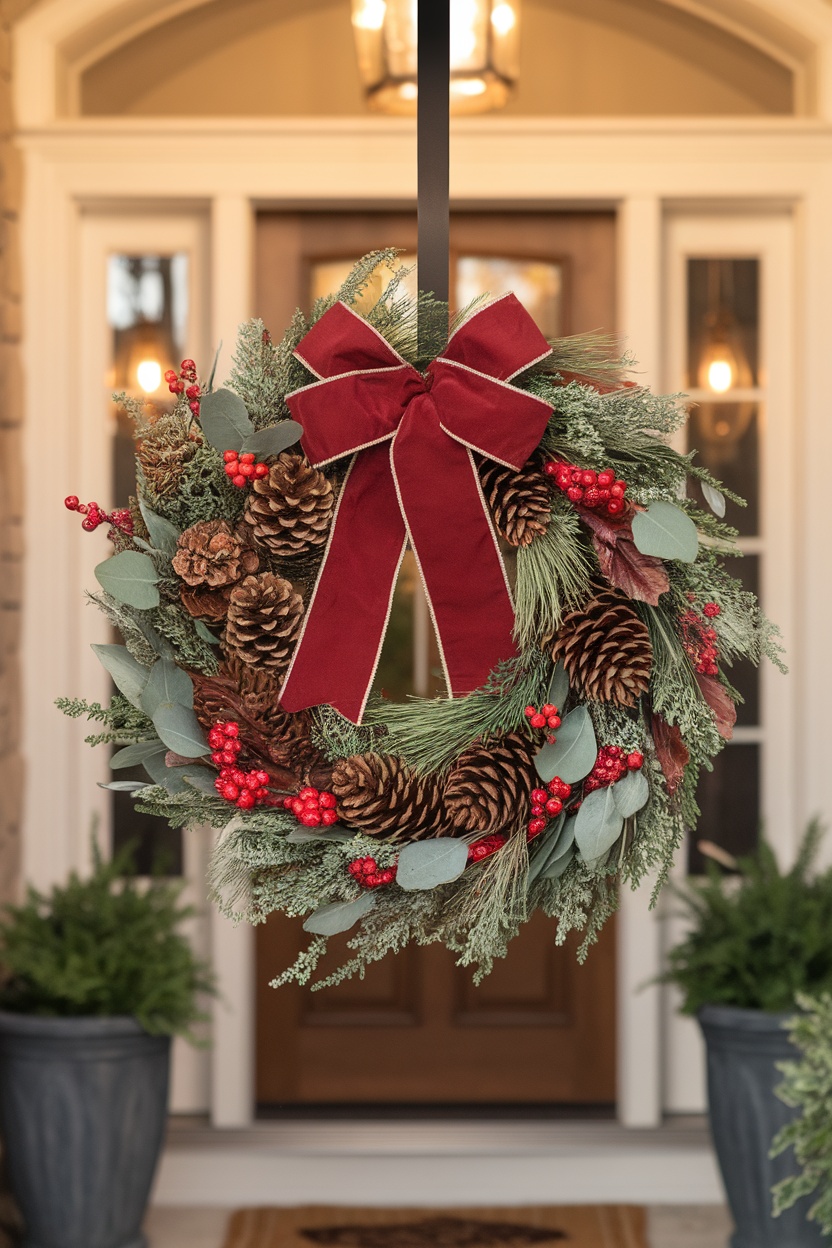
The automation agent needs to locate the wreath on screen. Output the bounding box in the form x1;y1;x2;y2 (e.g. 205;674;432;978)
60;252;783;988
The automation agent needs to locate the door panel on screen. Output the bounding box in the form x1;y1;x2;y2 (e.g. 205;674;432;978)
253;210;616;1106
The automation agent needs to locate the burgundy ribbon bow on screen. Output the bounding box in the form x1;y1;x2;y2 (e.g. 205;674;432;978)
279;294;552;723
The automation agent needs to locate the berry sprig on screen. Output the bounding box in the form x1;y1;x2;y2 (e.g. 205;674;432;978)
348;856;397;888
164;359;201;416
524;702;562;743
544;460;628;517
208;721;271;810
467;833;508;862
223;450;270;489
282;786;338;828
528;776;572;838
680;602;721;676
584;746;643;794
64;496;134;537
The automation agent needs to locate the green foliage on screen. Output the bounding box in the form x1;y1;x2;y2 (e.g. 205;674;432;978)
0;841;214;1038
55;693;155;747
662;823;832;1014
513;497;592;649
771;993;832;1236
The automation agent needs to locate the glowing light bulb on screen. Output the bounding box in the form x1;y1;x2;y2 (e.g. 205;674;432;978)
453;78;488;96
399;81;418;100
352;0;387;31
707;358;734;393
491;3;516;36
450;0;479;64
136;359;162;393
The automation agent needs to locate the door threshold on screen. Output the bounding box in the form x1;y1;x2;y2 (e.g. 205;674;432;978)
255;1103;617;1122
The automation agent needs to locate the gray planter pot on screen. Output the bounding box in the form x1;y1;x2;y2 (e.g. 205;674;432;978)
699;1004;825;1248
0;1011;171;1248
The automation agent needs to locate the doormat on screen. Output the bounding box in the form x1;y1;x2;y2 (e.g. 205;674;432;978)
222;1205;647;1248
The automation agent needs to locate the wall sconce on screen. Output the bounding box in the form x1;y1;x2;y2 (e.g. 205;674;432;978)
116;320;172;396
351;0;520;115
696;262;752;395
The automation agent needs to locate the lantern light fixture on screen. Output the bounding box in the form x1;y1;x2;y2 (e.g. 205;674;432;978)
351;0;520;116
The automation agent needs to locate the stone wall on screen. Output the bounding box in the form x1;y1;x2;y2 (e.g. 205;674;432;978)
0;0;32;904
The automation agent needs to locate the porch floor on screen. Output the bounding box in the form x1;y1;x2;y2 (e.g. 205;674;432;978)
155;1115;723;1207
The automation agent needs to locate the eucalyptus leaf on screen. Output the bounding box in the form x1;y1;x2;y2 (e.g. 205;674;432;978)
240;421;303;458
303;892;376;936
194;619;221;646
141;659;194;716
701;482;726;519
151;762;214;796
546;661;569;711
527;812;566;885
535;706;597;784
98;780;149;793
151;702;208;759
139;501;181;557
134;618;175;659
183;768;224;797
396;838;469;891
132;537;154;553
574;786;624;862
199;388;253;452
111;740;164;770
542;847;574;879
286;826;354;844
94;550;160;609
91;644;151;711
612;768;650;818
631;500;699;564
142;748;175;786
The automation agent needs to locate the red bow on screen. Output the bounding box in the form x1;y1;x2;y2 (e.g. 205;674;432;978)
279;294;552;723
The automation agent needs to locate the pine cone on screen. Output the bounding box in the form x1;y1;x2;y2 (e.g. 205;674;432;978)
479;454;551;547
137;418;201;498
444;732;538;834
173;519;259;621
244;453;334;558
224;572;303;671
331;753;443;841
551;588;652;707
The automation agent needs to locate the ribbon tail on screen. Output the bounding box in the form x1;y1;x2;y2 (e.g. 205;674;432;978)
391;393;519;698
279;449;406;723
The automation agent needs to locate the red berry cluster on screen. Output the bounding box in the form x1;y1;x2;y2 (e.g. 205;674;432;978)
348;856;397;888
64;496;134;536
544;461;628;517
223;450;270;489
680;603;720;676
584;746;643;794
524;702;561;744
164;360;201;416
209;721;271;810
467;833;508;863
282;786;338;828
527;776;573;838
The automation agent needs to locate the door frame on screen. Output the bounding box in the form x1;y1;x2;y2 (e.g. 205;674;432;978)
19;117;822;1127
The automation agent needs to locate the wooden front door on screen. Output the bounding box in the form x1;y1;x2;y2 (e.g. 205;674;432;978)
253;211;617;1107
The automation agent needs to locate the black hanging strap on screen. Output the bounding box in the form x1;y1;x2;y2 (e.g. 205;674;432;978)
417;0;450;313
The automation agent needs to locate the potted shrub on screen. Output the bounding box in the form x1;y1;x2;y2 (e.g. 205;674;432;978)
663;823;832;1248
771;992;832;1239
0;842;214;1248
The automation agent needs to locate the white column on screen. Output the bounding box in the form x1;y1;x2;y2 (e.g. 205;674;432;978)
615;196;663;1128
208;195;256;1127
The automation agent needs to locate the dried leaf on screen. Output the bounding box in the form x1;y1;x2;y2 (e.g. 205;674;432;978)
592;532;669;605
651;713;689;794
696;673;737;742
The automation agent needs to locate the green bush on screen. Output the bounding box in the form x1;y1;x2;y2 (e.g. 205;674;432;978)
771;993;832;1237
662;822;832;1015
0;842;214;1037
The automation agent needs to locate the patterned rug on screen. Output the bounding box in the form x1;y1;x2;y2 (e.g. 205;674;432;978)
222;1205;647;1248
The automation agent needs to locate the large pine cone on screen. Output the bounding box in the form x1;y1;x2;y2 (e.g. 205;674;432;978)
243;453;334;558
137;417;201;498
224;572;303;671
444;732;538;834
551;587;652;708
331;753;443;841
173;519;259;621
479;454;551;548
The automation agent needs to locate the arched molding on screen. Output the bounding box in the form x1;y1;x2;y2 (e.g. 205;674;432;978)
13;0;832;128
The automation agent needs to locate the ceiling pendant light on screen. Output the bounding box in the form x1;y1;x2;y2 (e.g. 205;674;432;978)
351;0;520;116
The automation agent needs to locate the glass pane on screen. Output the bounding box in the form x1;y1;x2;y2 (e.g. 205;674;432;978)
456;256;563;338
686;258;759;390
688;743;760;873
107;253;190;875
686;402;759;537
719;554;760;727
308;255;417;316
372;551;444;702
